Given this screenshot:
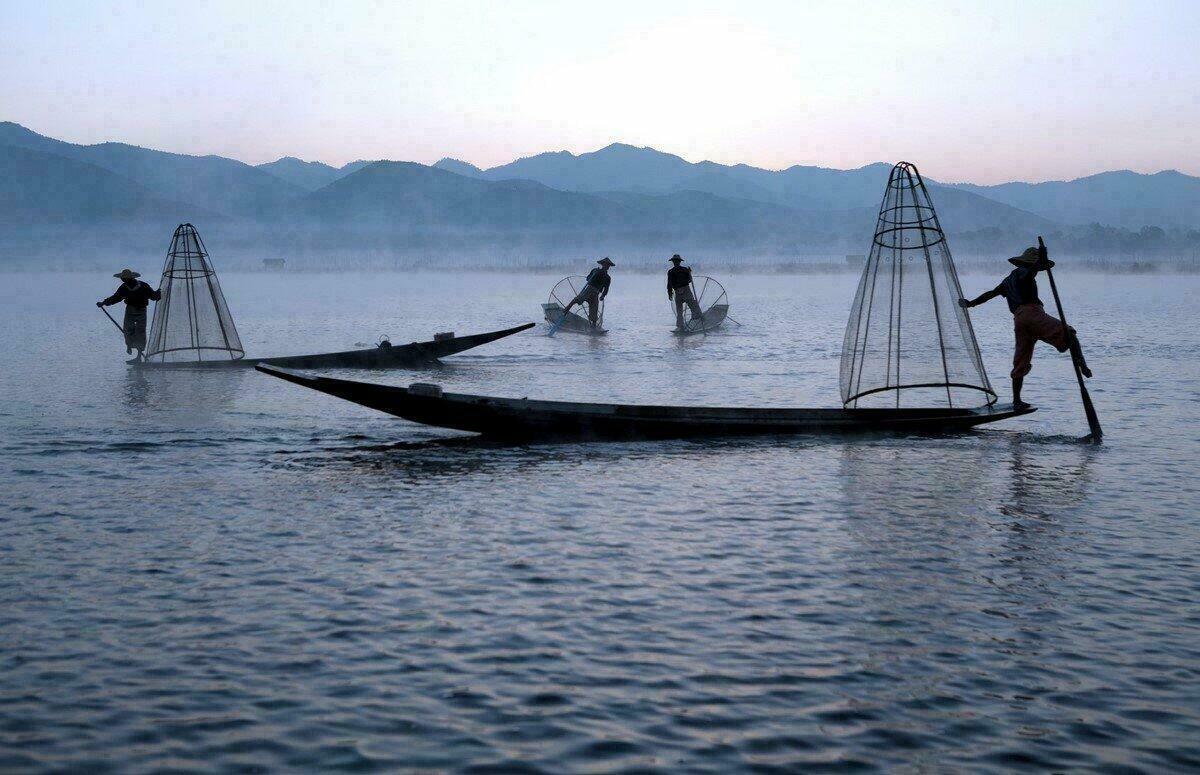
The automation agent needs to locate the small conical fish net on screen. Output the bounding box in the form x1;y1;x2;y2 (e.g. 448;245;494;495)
145;224;244;363
840;163;994;408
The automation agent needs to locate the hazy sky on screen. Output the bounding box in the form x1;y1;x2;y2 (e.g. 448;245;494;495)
2;0;1198;183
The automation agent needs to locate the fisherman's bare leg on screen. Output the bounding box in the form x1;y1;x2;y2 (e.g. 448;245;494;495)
674;297;685;328
1012;376;1026;409
1011;328;1036;409
1067;327;1092;378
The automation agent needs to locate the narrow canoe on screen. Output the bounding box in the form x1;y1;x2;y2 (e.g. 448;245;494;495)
133;323;534;369
255;365;1036;440
675;303;730;336
542;303;607;336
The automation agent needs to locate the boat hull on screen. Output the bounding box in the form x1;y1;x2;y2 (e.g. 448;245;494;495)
542;303;606;335
675;303;729;336
132;323;534;369
256;366;1036;440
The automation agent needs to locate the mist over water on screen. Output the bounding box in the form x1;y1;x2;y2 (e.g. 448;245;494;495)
2;270;1198;771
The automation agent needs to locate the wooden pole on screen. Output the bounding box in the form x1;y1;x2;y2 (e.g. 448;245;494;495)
689;279;706;337
1038;236;1103;441
98;304;125;335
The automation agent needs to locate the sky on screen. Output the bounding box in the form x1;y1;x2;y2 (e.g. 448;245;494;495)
1;0;1198;184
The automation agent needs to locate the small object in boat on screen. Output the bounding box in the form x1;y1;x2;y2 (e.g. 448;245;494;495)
408;382;443;398
434;331;454;341
376;335;392;349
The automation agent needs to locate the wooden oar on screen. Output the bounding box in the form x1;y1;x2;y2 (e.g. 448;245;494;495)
1038;236;1103;442
686;277;713;336
98;304;125;335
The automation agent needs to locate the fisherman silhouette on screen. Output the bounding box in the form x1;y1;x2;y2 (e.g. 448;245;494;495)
98;269;161;363
667;254;704;329
959;246;1091;409
561;257;613;327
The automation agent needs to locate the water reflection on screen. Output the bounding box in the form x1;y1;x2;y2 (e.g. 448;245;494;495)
828;436;1101;735
123;368;151;408
996;433;1097;521
120;367;245;418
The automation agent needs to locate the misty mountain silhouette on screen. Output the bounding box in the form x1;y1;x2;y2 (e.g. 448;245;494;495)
1;121;1195;260
433;158;483;178
955;170;1200;229
474;144;1055;230
256;157;379;191
257;157;343;191
289;161;632;229
0;144;202;221
0;121;301;216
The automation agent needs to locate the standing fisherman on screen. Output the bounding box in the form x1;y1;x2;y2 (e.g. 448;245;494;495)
98;269;161;362
666;254;704;329
959;246;1092;409
562;257;614;328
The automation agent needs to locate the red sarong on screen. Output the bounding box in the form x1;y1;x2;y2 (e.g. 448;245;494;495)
1011;302;1068;379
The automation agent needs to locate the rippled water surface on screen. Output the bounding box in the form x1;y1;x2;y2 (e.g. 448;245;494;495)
2;270;1199;772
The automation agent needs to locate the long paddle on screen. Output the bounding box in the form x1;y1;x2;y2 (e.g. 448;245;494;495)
1038;236;1103;442
687;279;707;336
98;304;125;335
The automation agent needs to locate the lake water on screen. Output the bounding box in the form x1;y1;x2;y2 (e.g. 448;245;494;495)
2;270;1198;772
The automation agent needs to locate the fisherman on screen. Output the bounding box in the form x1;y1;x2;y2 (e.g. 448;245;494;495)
98;268;161;362
959;246;1091;409
562;257;613;327
666;254;704;329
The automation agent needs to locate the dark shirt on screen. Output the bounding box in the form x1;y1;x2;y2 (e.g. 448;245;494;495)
667;265;693;290
103;280;161;309
996;266;1042;314
585;267;611;294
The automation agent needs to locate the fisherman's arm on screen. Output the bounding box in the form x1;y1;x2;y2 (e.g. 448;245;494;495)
601;276;611;298
97;288;124;307
149;285;162;301
959;286;1002;308
667;275;673;299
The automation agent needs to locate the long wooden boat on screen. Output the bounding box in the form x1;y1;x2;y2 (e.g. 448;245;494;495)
134;323;534;370
255;365;1036;440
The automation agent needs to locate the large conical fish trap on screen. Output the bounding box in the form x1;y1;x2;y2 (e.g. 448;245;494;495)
672;275;730;335
541;275;607;335
840;162;994;408
145;224;244;363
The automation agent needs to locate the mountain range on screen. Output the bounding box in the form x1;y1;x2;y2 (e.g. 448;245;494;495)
2;120;1197;265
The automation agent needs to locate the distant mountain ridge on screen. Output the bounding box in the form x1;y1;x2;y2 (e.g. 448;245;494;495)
433;158;483;178
0;121;301;216
256;156;378;191
247;137;1200;230
2;121;1196;264
953;169;1200;229
0;144;202;221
